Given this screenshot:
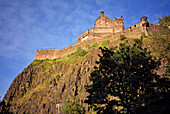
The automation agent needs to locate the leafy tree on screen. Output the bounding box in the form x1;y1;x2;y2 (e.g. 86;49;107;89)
85;38;169;113
61;100;85;114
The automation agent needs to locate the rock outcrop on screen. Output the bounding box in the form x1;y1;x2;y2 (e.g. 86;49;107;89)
2;47;101;113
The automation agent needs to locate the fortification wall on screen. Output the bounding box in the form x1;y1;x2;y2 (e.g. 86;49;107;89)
124;26;145;38
34;24;156;60
93;27;113;33
34;49;59;60
34;37;109;60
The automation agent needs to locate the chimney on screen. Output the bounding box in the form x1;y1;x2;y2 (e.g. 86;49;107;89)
100;11;104;16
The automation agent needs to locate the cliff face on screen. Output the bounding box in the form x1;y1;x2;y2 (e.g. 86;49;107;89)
2;47;101;113
1;32;169;113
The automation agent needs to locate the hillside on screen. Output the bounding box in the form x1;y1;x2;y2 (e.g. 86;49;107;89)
1;46;102;113
0;16;169;113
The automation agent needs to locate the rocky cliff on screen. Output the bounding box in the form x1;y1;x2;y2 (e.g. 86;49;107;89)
1;28;169;113
1;46;102;113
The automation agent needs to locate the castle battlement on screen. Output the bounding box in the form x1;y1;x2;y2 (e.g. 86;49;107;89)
34;11;156;60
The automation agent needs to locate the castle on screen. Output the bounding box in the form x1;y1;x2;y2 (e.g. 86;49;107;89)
34;11;156;60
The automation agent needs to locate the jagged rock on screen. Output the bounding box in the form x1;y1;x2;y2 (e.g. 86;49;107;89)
0;47;101;113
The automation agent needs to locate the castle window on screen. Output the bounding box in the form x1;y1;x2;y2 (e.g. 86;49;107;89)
100;21;102;25
134;25;136;27
106;21;108;25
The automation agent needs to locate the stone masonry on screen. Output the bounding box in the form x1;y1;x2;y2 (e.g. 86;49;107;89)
34;11;156;60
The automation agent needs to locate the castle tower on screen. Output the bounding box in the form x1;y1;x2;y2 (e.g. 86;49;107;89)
94;11;113;28
113;16;124;33
140;16;149;36
100;11;104;17
140;16;147;25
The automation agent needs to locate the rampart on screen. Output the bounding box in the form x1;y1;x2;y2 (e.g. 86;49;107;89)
34;11;157;60
34;37;111;60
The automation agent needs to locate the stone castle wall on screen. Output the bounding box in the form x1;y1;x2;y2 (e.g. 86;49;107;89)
34;12;157;60
34;24;156;60
34;37;109;60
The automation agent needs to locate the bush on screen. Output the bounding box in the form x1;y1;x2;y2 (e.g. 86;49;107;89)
67;47;87;57
61;100;85;114
120;34;127;40
85;44;90;50
91;42;99;47
76;47;87;56
102;40;110;47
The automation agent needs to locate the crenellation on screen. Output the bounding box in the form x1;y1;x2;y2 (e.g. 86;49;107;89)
34;11;157;60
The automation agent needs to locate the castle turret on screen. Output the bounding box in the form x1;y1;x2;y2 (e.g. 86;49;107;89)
140;16;147;25
100;11;104;17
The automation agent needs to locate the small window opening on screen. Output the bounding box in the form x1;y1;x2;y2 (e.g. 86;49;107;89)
100;21;102;25
106;21;108;25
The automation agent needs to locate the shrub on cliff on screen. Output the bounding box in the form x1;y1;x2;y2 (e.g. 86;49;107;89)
61;100;85;114
85;38;169;113
91;42;99;47
76;47;87;57
102;40;110;47
67;47;87;57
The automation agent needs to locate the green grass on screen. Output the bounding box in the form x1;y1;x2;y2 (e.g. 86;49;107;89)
102;40;110;47
91;42;99;47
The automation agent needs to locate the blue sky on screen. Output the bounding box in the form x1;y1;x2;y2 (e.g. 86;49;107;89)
0;0;169;100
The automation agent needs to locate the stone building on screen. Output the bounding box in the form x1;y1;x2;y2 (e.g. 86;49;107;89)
34;11;157;60
78;11;155;42
78;11;124;42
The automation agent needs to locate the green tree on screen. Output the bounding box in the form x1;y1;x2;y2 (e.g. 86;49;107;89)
85;39;169;113
61;100;85;114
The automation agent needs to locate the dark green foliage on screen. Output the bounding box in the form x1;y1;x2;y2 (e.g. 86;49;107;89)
86;44;90;50
85;38;169;113
102;40;110;47
61;100;85;114
91;42;99;47
120;34;127;40
33;59;42;62
67;47;87;57
76;47;87;56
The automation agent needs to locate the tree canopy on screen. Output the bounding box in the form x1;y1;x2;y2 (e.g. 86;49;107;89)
85;38;169;113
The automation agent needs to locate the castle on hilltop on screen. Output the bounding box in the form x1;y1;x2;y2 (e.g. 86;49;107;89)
34;11;156;60
78;11;155;42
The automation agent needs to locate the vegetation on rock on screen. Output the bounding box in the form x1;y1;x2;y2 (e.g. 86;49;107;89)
102;40;110;47
0;16;169;114
61;100;85;114
85;38;169;113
